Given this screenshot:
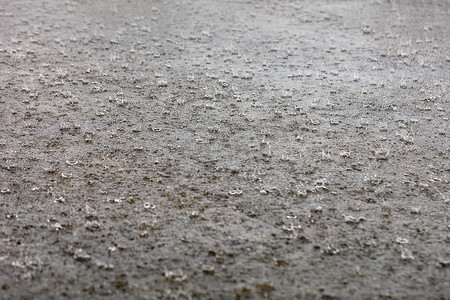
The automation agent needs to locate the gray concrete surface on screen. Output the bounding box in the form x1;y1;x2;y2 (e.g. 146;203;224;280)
0;0;449;299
